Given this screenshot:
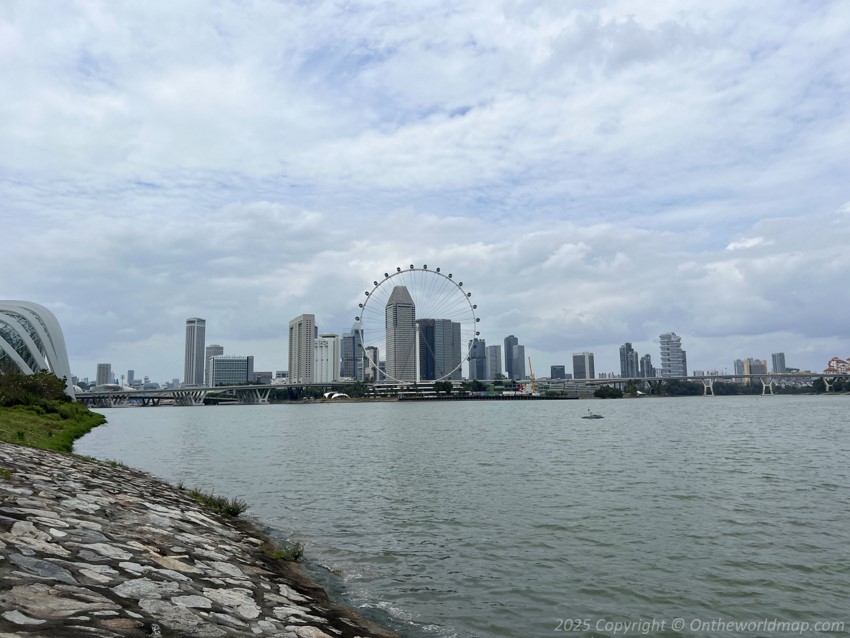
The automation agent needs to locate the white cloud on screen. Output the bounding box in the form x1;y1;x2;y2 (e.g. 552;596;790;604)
1;0;849;380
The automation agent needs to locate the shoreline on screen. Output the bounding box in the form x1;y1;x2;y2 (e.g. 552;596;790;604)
0;440;398;637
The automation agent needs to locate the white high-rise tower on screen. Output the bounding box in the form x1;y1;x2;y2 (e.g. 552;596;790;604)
385;286;416;382
184;318;206;386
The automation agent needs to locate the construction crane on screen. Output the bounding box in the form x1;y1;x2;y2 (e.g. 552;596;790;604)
527;356;538;395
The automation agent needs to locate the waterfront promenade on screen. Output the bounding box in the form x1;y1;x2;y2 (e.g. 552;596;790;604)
0;442;396;638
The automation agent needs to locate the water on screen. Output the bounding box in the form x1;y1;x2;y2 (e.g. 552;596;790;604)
76;396;850;637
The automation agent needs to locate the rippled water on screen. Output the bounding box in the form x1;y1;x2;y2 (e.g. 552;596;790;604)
77;396;850;637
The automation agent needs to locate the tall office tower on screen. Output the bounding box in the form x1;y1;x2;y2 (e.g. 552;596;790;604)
551;365;566;379
365;346;380;381
504;335;519;378
743;358;768;376
512;344;526;379
314;333;341;383
96;363;112;386
184;317;206;386
208;355;254;386
386;286;416;382
288;314;316;384
485;345;502;379
417;318;461;380
572;352;595;380
467;338;487;380
204;344;224;386
619;342;640;378
771;352;787;374
127;369;134;386
340;326;365;380
639;354;655;378
734;359;745;376
659;332;687;377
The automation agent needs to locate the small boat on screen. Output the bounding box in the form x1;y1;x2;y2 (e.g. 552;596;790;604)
581;409;603;419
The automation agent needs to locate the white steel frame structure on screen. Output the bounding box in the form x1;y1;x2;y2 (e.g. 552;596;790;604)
0;301;75;399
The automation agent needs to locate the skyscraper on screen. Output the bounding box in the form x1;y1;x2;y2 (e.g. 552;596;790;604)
619;342;639;378
184;318;206;386
639;354;655;378
417;318;461;380
512;344;526;379
127;369;134;386
771;352;787;374
288;314;315;384
572;352;595;380
551;365;566;379
205;344;224;386
467;338;487;380
340;325;365;380
96;363;112;386
314;333;341;383
659;332;687;377
504;335;519;379
365;346;380;381
386;286;416;382
485;345;502;379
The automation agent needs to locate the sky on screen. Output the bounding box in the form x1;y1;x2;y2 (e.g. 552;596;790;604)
2;0;849;382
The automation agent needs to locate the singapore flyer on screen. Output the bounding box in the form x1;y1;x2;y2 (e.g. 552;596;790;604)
355;265;480;383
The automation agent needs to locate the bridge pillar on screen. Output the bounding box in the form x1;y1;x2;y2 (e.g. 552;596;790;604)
173;390;208;406
235;388;270;404
823;376;834;392
761;377;775;396
702;378;715;396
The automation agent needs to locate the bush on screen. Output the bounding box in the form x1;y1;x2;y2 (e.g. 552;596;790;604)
186;488;249;517
0;370;70;407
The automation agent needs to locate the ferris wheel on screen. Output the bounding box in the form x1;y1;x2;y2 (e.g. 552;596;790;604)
355;265;480;383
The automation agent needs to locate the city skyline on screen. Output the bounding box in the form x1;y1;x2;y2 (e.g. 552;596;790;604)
3;2;849;381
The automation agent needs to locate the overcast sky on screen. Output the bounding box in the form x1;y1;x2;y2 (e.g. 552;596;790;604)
3;0;849;382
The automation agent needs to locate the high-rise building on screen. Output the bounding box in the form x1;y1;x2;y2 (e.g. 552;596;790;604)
512;344;526;379
659;332;687;377
208;355;254;386
417;318;461;380
96;363;112;386
314;333;341;383
340;326;365;380
619;342;639;378
204;344;224;386
127;369;134;386
386;286;416;382
468;338;487;380
551;365;566;379
184;318;206;386
572;352;595;380
771;352;787;374
288;314;316;384
364;346;380;381
639;354;655;378
734;359;745;376
485;345;502;379
504;335;519;379
743;358;768;377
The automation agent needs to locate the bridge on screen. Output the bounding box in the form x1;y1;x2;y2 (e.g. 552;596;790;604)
76;382;353;408
585;372;847;396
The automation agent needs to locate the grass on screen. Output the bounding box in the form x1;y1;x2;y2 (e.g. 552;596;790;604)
0;401;107;453
0;467;11;480
186;487;249;517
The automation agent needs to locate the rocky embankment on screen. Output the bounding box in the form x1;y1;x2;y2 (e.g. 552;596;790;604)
0;442;396;638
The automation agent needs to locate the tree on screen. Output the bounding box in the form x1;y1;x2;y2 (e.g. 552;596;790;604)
434;380;453;395
594;385;623;399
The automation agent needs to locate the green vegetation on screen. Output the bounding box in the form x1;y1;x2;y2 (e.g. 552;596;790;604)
0;467;12;480
0;370;106;452
186;487;249;517
434;380;453;395
260;538;304;562
594;385;624;399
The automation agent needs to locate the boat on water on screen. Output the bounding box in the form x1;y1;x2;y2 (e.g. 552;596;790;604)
581;409;604;419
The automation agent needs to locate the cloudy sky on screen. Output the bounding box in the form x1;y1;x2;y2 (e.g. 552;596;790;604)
3;0;849;382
